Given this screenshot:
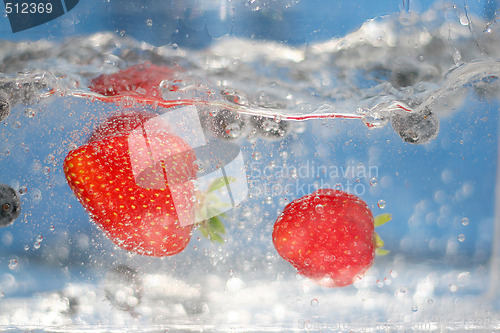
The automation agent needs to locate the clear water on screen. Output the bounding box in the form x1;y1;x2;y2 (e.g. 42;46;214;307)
0;0;499;331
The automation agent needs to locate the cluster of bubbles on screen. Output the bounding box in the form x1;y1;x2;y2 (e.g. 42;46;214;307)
200;107;293;142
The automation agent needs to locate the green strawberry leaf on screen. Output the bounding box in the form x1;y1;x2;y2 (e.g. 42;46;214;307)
374;213;392;227
209;215;226;234
194;177;236;244
208;176;237;192
374;232;389;256
198;223;210;239
374;232;384;248
208;229;225;244
375;248;390;256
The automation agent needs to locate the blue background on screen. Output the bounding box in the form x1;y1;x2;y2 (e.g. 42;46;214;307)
1;0;496;46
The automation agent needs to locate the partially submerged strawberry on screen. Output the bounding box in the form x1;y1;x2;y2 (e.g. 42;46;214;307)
273;189;390;287
64;111;197;256
89;63;177;98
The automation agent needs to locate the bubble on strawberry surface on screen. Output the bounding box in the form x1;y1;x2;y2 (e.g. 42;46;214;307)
315;204;324;213
193;160;206;173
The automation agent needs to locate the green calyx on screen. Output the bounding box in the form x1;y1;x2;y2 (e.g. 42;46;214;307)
195;177;236;244
373;213;392;256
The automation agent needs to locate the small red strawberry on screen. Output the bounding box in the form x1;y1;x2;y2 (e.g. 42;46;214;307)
272;189;390;287
89;62;177;98
64;111;197;256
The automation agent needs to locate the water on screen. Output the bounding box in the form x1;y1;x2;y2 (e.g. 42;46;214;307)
0;0;499;330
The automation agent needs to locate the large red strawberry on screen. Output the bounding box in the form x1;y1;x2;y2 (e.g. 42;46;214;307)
63;111;197;256
272;189;390;287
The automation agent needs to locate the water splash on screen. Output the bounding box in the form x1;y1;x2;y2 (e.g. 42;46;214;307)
0;2;498;144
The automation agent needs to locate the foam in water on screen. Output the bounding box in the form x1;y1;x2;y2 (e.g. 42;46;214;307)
0;0;498;330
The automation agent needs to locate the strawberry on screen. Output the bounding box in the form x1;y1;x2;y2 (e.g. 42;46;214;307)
272;189;390;287
63;111;197;256
89;62;177;98
87;111;156;143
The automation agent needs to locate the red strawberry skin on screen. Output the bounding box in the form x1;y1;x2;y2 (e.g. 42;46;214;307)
89;62;176;98
87;111;156;143
272;189;375;287
64;113;196;256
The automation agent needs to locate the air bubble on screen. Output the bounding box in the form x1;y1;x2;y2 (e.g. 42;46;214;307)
411;305;418;312
225;123;242;138
18;186;27;195
24;245;29;251
12;121;21;129
265;196;273;204
310;298;319;307
146;19;153;26
30;188;42;203
252;151;262;161
8;259;17;270
44;154;55;165
377;199;386;209
24;108;37;118
104;265;143;312
33;242;41;250
36;235;43;242
315;204;324;213
193;160;206;173
458;234;465;242
2;149;10;156
49;225;55;231
369;178;378;186
262;119;280;132
461;217;469;226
